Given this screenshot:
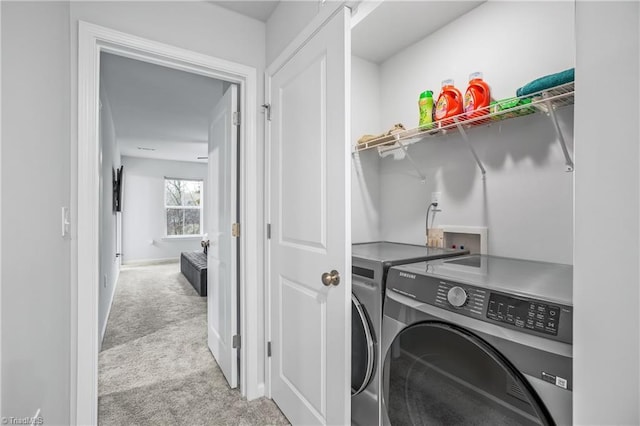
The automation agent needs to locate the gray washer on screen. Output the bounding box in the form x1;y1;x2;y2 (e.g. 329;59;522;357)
381;254;573;425
351;242;468;426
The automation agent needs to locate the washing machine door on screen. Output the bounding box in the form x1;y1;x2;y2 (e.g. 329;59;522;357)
352;293;375;395
382;321;553;426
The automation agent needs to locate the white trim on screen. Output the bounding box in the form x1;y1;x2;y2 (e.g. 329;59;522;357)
75;21;261;425
98;267;119;352
0;2;3;419
266;2;346;76
161;235;203;241
349;0;381;28
263;70;272;399
121;257;179;267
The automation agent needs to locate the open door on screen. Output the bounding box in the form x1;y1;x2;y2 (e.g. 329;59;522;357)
207;84;239;388
267;7;351;425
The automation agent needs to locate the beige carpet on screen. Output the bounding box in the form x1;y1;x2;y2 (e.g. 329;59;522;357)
99;262;289;426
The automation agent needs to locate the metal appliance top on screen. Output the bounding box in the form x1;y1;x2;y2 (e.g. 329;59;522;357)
395;254;572;306
352;242;467;267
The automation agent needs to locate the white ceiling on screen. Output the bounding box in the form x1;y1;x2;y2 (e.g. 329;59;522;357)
352;1;485;64
209;1;280;22
101;53;226;163
100;2;484;163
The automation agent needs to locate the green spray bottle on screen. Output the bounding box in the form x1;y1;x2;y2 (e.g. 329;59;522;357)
419;90;434;129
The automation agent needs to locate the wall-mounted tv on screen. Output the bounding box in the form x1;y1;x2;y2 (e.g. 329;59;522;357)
113;165;124;212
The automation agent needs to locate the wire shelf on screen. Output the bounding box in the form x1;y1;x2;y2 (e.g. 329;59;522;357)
354;82;575;154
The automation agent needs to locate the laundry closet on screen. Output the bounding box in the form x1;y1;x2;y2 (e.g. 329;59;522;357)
350;1;575;264
347;2;576;425
265;2;577;424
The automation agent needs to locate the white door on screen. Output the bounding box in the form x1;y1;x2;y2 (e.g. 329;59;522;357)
267;7;351;425
207;84;239;388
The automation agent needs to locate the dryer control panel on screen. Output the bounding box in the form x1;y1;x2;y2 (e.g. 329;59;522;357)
487;293;560;336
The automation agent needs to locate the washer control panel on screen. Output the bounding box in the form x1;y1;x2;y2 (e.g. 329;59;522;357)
435;281;486;316
447;286;467;307
387;268;572;344
487;293;560;336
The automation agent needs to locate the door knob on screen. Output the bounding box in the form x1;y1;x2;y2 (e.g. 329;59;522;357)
321;270;340;287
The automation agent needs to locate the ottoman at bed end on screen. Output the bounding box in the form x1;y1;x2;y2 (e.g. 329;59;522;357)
180;251;207;296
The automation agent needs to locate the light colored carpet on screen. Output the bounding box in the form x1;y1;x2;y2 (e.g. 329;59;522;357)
99;262;289;426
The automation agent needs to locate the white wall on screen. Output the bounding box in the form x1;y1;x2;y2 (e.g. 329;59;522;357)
0;2;268;422
0;3;3;418
98;87;122;347
266;1;321;65
351;56;382;243
574;2;640;424
1;2;71;423
120;156;206;264
379;2;575;118
375;1;575;263
67;3;268;415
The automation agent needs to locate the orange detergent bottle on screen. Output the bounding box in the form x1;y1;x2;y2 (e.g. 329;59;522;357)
435;79;463;128
464;72;491;121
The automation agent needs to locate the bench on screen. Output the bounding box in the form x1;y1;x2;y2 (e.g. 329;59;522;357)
180;251;207;296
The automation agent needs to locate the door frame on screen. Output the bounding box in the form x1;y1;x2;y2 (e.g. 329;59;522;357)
75;21;260;425
0;4;3;419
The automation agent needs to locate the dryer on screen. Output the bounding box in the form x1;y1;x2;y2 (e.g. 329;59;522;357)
381;254;573;425
351;242;468;426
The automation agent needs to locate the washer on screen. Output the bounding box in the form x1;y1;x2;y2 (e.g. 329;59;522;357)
351;242;468;426
381;254;573;426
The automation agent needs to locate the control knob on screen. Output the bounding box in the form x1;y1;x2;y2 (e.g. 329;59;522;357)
447;286;468;308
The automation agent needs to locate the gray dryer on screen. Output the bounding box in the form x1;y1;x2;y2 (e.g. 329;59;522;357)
351;242;468;426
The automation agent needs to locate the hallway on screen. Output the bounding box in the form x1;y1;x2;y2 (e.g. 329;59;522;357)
99;262;288;425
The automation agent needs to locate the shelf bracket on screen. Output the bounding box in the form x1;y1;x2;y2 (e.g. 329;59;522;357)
384;136;427;183
543;93;574;172
453;117;486;177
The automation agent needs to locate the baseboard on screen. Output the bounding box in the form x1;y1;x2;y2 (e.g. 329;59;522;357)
99;266;120;351
255;383;265;400
122;257;179;267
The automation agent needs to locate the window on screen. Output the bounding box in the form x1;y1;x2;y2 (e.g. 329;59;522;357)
165;178;203;236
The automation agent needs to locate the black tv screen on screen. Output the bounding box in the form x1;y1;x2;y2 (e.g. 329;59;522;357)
113;166;123;212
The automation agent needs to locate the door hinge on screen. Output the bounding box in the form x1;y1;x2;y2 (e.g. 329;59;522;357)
266;223;271;239
233;111;240;126
267;341;272;357
261;103;272;121
232;222;240;238
232;335;241;349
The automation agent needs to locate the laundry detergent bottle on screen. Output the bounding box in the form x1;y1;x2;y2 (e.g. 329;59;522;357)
464;72;491;120
435;79;463;127
418;90;434;129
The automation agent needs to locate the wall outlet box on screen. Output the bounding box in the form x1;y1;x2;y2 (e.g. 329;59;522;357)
431;192;442;210
440;225;488;254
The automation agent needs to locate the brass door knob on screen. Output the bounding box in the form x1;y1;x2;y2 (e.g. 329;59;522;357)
321;270;340;286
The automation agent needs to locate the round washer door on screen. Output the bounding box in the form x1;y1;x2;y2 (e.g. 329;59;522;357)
352;293;375;395
383;321;554;425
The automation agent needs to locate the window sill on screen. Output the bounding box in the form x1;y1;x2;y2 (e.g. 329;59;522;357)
162;235;204;241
